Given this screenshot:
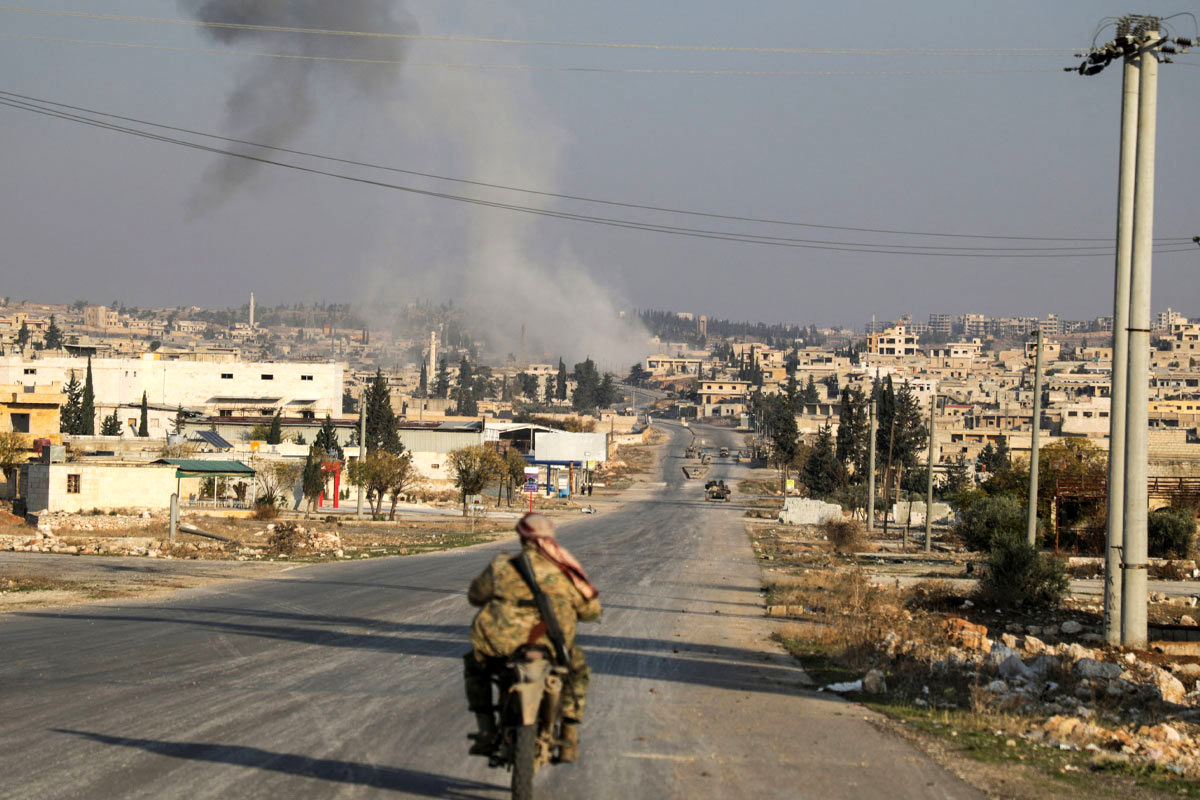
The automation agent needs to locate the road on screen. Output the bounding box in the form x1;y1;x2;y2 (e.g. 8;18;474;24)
0;423;981;799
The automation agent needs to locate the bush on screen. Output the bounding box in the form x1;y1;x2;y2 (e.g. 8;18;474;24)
267;521;302;555
1149;508;1196;559
252;502;279;521
954;494;1025;552
976;530;1068;608
823;519;864;554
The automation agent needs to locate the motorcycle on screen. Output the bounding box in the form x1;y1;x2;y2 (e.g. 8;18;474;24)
482;644;570;800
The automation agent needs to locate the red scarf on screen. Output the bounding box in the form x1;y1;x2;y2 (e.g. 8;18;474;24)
515;513;599;601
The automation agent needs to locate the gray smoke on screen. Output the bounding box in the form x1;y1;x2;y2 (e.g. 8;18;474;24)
178;0;416;203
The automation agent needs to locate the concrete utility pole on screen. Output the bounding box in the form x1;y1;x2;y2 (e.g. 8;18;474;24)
1105;47;1139;645
1026;329;1044;546
1122;29;1160;649
924;392;935;553
866;399;877;531
356;384;367;520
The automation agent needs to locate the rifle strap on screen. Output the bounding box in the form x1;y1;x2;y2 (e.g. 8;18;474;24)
511;553;572;672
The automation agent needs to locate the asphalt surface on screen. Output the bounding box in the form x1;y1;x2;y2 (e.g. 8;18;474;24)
0;422;982;799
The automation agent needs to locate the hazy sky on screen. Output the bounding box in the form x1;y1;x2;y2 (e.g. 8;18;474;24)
2;0;1198;338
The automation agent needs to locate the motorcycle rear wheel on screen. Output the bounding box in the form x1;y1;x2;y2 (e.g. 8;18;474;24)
511;724;537;800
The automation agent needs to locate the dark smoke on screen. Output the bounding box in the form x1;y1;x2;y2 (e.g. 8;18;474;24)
178;0;416;203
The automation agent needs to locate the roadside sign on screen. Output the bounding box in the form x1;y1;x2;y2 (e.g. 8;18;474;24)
524;477;538;492
785;479;795;492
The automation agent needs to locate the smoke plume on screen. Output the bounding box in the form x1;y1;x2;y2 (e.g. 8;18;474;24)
178;0;416;203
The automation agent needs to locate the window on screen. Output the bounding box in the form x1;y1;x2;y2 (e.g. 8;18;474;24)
221;373;233;379
10;413;30;433
431;464;440;470
23;368;35;375
261;374;274;381
301;375;314;381
67;474;81;494
219;409;233;417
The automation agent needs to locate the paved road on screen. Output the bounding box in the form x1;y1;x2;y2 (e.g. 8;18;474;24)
0;423;980;799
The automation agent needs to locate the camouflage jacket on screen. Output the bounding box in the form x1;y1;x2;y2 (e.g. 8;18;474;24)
468;545;602;658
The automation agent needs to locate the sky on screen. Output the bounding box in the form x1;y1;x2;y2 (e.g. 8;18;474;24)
1;0;1198;357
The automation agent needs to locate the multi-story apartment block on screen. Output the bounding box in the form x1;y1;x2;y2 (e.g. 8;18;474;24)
928;313;953;336
867;324;919;357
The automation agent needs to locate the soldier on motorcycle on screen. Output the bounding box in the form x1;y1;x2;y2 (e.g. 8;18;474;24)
464;512;601;763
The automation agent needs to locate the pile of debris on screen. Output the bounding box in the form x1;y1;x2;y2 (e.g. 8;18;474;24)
266;523;342;557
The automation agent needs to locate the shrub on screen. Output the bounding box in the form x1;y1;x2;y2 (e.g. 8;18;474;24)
252;502;279;521
1148;507;1196;559
954;494;1024;552
267;521;302;555
976;530;1068;608
823;519;864;554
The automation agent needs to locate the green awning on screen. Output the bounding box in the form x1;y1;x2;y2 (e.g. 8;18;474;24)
153;459;256;479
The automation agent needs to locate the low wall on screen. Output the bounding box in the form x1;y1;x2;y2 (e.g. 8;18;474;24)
779;497;843;526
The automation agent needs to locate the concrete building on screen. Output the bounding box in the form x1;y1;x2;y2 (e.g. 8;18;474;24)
0;355;343;419
866;324;919;357
23;458;177;513
699;380;750;416
928;313;953;336
82;306;119;330
0;382;63;446
644;355;703;375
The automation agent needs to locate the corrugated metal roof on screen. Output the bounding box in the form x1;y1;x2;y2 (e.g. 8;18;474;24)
154;459;255;477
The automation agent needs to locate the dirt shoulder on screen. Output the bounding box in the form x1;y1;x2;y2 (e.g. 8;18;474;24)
745;517;1200;800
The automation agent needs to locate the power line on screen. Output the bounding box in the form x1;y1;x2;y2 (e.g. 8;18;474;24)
0;33;1067;77
0;6;1079;56
3;96;1197;258
8;88;1188;247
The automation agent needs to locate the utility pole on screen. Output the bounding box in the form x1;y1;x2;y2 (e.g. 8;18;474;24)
1105;41;1139;645
866;399;877;531
1026;329;1044;547
356;383;367;520
925;392;936;553
1122;28;1160;649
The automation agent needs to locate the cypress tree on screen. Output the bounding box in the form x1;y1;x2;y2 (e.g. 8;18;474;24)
266;410;283;445
555;359;568;401
417;361;428;398
44;316;63;350
433;358;450;399
61;370;82;434
455;357;477;415
314;414;343;459
137;391;149;437
80;357;96;435
173;405;186;435
365;369;402;453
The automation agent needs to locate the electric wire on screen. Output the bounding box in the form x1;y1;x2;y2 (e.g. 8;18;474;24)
0;33;1067;77
0;6;1080;56
7;88;1187;248
5;96;1198;259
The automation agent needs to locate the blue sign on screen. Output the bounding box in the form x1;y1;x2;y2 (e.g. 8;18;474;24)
524;477;538;493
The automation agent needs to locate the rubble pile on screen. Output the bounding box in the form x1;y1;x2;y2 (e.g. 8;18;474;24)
266;523;343;557
1;528;231;558
847;614;1200;777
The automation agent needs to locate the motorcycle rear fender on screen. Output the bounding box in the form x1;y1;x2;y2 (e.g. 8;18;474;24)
510;658;551;726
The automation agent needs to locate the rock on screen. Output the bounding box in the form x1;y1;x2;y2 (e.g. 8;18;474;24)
1061;620;1084;635
1026;625;1043;636
960;599;974;610
1074;658;1122;681
1044;715;1081;739
1005;623;1024;634
1001;633;1019;649
1080;633;1104;644
1152;668;1187;704
988;642;1020;667
1042;624;1059;637
1148;723;1182;744
862;669;887;694
985;679;1007;693
944;618;991;652
1181;615;1197;626
1172;662;1200;680
1027;654;1060;677
1124;652;1138;664
1065;643;1096;663
998;655;1037;683
1023;635;1047;656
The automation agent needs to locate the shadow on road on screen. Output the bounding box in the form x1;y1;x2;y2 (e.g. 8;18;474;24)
26;609;809;696
52;730;504;798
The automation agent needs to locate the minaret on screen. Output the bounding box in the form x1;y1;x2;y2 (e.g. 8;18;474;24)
428;330;438;376
249;292;256;328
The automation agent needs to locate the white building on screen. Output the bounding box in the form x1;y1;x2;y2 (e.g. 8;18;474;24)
0;354;343;419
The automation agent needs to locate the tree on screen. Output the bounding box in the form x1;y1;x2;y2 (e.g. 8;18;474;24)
501;449;529;506
60;370;83;435
16;322;29;348
43;316;63;350
0;432;25;498
137;391;149;437
433;358;451;399
342;388;357;414
80;357;96;435
447;445;504;516
803;423;846;497
100;409;122;436
799;375;820;404
363;369;401;453
314;415;343;460
266;410;283;445
942;457;971;499
544;374;555;404
556;359;568;401
349;450;419;518
417;361;428;398
455;356;478;416
571;358;603;412
835;386;868;477
761;393;801;481
173;405;186;435
627;363;651;387
596;374;616;409
301;445;325;513
251;458;301;508
518;373;540;401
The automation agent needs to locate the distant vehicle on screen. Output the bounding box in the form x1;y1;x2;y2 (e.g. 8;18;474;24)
705;479;731;502
719;447;730;458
